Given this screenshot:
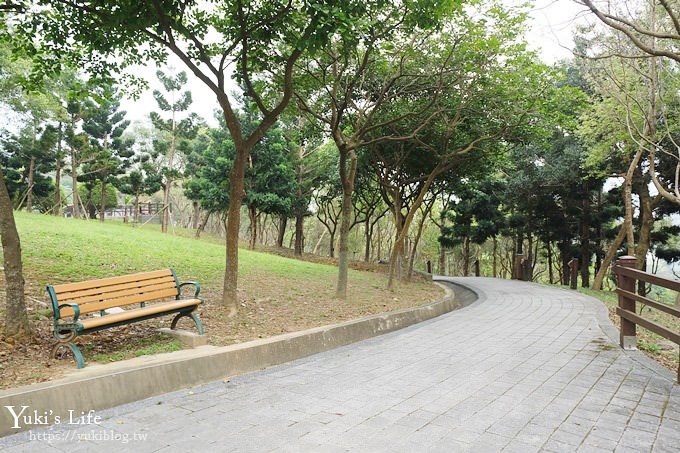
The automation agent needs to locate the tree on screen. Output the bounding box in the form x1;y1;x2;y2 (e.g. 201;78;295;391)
0;40;38;338
580;0;680;63
79;85;134;221
0;65;64;213
117;128;163;223
150;68;196;233
2;124;58;211
365;3;555;288
580;0;680;205
276;114;325;255
245;124;297;250
0;166;30;338
184;118;234;235
294;2;460;297
64;95;89;219
78;183;118;220
353;161;389;262
439;179;505;276
4;0;399;315
576;5;680;288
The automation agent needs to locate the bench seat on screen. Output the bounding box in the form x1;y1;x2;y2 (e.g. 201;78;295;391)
77;298;201;330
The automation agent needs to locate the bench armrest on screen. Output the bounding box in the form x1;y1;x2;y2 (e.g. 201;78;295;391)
58;303;81;323
178;281;201;299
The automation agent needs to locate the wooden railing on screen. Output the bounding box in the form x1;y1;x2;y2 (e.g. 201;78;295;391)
613;255;680;383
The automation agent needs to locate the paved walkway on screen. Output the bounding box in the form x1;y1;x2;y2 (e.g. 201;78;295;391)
1;278;679;452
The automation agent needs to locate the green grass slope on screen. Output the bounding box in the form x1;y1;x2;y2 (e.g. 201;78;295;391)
15;212;340;288
8;211;441;314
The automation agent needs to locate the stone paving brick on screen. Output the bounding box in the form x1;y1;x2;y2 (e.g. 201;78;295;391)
501;439;542;453
578;445;617;453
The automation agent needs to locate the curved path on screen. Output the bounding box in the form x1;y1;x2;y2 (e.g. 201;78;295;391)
2;278;679;452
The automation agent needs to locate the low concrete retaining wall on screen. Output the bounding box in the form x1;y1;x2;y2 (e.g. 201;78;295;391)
0;281;476;437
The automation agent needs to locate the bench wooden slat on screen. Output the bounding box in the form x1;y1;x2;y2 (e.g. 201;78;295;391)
59;288;180;318
52;269;174;293
55;275;177;301
78;299;201;330
57;279;177;305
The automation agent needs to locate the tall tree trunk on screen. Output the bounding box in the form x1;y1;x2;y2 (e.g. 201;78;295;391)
161;181;171;233
387;186;405;288
336;147;358;299
387;171;438;289
26;157;35;212
312;228;326;255
592;148;645;290
195;210;211;239
634;33;660;274
0;168;31;338
192;201;200;230
328;231;336;258
560;244;571;286
407;203;431;279
547;243;554;284
70;141;80;219
492;236;498;278
99;180;106;222
134;190;141;223
54;157;62;216
591;222;627;290
594;188;604;277
580;191;591;288
364;218;372;262
635;179;658;290
439;245;446;275
222;145;247;316
53;124;63;216
248;205;257;250
162;108;177;234
513;231;524;280
462;237;471;276
277;215;287;248
294;213;304;255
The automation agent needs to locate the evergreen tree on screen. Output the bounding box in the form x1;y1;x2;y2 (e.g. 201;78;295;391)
1;124;58;211
79;85;134;220
150;69;198;233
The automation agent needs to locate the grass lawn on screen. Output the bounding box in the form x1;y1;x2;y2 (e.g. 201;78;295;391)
0;212;444;389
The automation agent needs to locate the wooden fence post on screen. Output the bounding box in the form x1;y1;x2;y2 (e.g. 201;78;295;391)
617;255;638;350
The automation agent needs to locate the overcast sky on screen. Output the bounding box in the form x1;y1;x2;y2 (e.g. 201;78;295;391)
123;0;591;128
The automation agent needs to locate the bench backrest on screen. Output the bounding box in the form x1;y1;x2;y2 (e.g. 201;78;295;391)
48;269;180;319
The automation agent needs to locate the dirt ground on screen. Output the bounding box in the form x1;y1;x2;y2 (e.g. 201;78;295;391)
0;258;444;390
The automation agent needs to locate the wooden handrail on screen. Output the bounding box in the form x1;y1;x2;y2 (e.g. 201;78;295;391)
613;255;679;383
613;264;680;292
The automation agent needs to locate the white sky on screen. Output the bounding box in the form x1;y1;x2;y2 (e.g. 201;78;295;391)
122;1;591;128
522;0;590;62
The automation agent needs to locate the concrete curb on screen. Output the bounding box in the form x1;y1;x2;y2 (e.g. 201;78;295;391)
0;282;469;437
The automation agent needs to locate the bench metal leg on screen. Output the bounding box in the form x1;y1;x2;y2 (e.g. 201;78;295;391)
51;342;86;369
171;312;205;335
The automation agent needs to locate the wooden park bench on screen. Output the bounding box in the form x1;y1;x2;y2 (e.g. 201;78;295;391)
47;269;204;368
